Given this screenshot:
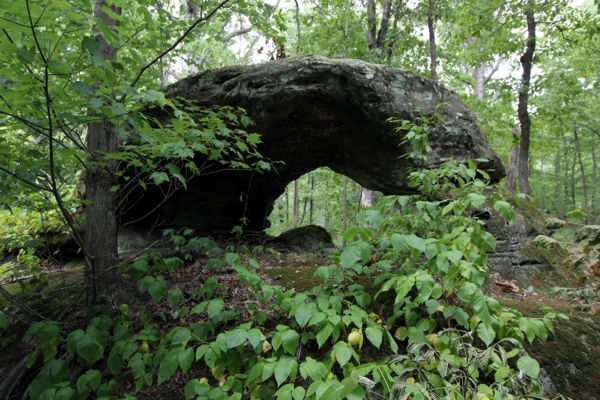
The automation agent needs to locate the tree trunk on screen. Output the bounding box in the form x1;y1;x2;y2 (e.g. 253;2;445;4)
85;0;122;305
182;0;200;74
361;188;376;207
573;119;588;218
427;0;437;82
571;153;576;210
365;0;393;59
506;127;519;193
563;134;570;211
387;0;404;61
517;7;536;196
553;152;561;214
293;180;299;228
285;187;289;222
592;145;597;217
309;173;314;225
342;176;347;246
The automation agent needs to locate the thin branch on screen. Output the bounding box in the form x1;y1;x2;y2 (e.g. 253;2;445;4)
222;26;252;42
484;56;504;84
128;0;231;90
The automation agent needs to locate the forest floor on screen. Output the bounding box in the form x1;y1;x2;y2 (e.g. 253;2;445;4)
1;234;600;399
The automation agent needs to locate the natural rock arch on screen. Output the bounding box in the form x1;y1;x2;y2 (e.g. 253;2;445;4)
124;56;505;231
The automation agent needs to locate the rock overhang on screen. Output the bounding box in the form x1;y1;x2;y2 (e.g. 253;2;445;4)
124;56;506;231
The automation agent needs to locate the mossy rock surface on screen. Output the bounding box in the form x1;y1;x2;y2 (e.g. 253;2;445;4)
269;225;334;252
545;217;565;230
575;225;600;245
527;315;600;398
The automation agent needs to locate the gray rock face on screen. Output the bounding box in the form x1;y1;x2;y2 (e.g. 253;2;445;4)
126;56;505;230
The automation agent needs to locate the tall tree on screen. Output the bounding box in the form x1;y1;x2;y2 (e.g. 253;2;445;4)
517;3;536;196
84;0;122;304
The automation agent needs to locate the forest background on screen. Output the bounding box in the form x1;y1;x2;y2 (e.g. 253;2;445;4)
1;0;599;399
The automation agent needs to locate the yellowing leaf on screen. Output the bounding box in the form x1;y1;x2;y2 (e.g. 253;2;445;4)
219;376;226;387
368;312;378;321
426;333;438;343
199;377;208;384
262;340;272;353
211;365;223;380
394;326;407;340
406;377;415;384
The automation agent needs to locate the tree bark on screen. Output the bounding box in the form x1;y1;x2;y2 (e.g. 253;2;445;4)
85;0;122;305
366;0;393;58
309;173;314;225
293;179;299;228
592;145;597;217
386;0;404;61
343;176;347;246
361;188;376;207
553;152;561;214
427;0;437;82
573;119;588;218
517;7;535;196
506;127;519;193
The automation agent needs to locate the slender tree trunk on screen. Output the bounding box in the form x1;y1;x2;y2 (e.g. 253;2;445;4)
427;0;437;82
285;187;289;222
309;173;314;225
564;154;570;210
539;158;545;210
343;176;347;246
592;145;597;217
553;152;561;214
300;198;308;225
182;0;200;73
517;7;535;196
293;180;299;228
387;0;404;61
571;153;576;210
573;119;588;218
294;0;301;55
85;0;122;305
506;127;519;193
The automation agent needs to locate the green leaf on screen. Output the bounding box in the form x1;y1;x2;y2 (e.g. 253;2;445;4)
173;328;192;345
476;322;496;346
336;344;352;367
365;326;383;349
76;331;104;367
281;329;300;355
493;201;516;226
274;360;293;387
227;329;248;348
316;323;334;348
300;357;327;381
178;347;194;373
517;356;540;378
405;234;425;252
294;304;315;328
208;298;225;319
148;276;167;303
158;353;178;385
445;250;463;264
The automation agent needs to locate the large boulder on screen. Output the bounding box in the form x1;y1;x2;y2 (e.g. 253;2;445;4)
125;56;505;230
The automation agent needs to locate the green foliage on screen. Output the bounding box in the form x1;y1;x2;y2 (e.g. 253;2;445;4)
20;153;564;399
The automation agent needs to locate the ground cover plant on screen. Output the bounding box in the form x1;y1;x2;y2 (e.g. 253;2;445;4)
0;119;569;400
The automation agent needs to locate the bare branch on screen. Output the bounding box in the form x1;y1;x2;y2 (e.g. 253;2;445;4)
484;56;504;84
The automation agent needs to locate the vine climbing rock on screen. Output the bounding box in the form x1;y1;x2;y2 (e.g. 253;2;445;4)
126;56;505;231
